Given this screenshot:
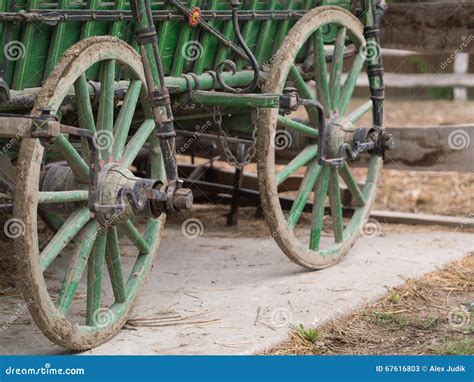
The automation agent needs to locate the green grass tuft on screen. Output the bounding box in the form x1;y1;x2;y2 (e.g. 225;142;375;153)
294;324;319;343
437;339;474;355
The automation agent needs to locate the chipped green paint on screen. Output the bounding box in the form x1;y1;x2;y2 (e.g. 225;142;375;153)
119;118;155;168
118;220;151;255
329;26;346;111
287;160;322;230
105;227;127;304
277;115;318;138
56;221;97;314
276;145;318;185
339;163;366;207
38;190;89;204
39;207;91;271
113;80;143;161
309;166;330;250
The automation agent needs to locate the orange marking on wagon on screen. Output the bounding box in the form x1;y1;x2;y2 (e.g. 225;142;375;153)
188;7;201;27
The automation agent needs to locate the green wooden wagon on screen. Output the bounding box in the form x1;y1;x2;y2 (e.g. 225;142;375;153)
0;0;392;349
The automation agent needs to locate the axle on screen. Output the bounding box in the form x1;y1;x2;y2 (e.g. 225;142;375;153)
40;162;193;226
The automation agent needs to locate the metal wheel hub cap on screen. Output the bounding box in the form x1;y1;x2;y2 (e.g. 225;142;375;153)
93;163;164;225
326;115;357;159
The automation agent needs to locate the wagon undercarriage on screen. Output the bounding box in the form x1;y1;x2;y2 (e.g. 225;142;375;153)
0;0;391;349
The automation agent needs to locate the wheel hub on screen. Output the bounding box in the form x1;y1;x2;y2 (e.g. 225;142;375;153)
92;163;173;226
326;115;358;159
319;114;372;167
93;163;144;224
41;162;193;226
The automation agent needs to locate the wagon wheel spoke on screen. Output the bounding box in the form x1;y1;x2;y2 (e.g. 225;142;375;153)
339;163;366;207
124;219;161;294
55;135;90;184
258;7;383;268
309;166;330;250
75;74;96;133
313;28;331;113
56;221;97;314
105;227;127;303
113;80;143;161
75;74;96;161
118;219;151;254
86;231;107;326
119;118;155;168
15;37;166;349
277;116;318;138
340;48;366;115
328;168;344;243
276;144;318;185
329;26;346;112
39;207;91;271
38;190;89;204
287;160;322;230
96;59;116;162
346;99;372;123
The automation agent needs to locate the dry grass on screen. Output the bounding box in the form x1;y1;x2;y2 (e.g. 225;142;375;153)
374;170;473;217
263;255;474;355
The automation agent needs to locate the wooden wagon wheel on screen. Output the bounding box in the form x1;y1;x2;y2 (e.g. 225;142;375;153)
257;6;383;269
13;36;165;349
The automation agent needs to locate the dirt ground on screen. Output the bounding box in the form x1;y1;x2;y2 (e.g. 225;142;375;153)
374;170;473;217
358;99;474;127
180;99;473;217
263;255;474;355
316;99;474;217
366;100;474;217
2;100;472;290
0;102;471;355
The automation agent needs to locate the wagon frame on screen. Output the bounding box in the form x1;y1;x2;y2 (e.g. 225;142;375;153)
0;0;393;349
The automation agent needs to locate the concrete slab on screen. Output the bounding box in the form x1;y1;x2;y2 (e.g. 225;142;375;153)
0;226;472;355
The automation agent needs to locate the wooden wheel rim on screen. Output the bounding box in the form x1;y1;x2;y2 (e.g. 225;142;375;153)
257;7;382;270
14;37;165;350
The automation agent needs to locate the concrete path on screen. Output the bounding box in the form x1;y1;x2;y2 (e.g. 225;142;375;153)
0;226;472;355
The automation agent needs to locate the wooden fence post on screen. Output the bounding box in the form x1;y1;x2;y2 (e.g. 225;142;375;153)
453;53;469;101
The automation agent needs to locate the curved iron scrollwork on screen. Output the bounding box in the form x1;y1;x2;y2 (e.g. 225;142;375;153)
214;0;259;94
167;0;260;94
0;78;10;102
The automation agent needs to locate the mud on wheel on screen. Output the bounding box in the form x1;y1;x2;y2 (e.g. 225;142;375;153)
14;37;166;350
257;6;383;270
